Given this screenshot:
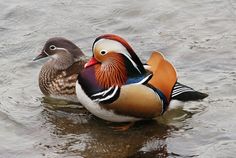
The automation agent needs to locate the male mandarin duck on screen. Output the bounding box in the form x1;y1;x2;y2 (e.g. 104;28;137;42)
76;34;208;122
33;37;88;102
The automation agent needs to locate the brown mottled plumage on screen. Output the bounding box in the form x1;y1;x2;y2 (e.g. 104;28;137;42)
34;37;88;101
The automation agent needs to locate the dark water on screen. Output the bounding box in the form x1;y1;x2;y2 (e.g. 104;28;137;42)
0;0;236;157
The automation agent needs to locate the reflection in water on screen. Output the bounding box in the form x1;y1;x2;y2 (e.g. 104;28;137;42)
38;101;195;158
1;0;235;157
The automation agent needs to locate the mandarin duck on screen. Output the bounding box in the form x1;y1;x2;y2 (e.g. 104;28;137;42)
34;37;88;102
76;34;208;122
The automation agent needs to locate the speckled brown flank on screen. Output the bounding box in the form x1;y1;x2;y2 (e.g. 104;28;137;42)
39;58;87;97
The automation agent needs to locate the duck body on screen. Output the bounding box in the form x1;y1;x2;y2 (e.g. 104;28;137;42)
76;34;200;122
34;37;87;102
39;57;86;101
77;63;163;122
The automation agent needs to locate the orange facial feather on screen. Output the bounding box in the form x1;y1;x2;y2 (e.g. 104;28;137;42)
95;53;127;88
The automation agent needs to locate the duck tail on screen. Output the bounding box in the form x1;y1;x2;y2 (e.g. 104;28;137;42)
171;82;208;101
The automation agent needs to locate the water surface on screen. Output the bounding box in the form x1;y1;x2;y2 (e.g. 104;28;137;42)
0;0;236;157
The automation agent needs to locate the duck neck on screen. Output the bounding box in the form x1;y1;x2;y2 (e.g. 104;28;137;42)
47;51;74;70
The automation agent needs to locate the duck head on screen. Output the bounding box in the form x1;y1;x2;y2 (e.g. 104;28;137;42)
33;37;84;61
81;34;146;89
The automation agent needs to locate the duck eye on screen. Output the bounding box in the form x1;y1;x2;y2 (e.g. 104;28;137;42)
49;45;56;50
100;50;107;55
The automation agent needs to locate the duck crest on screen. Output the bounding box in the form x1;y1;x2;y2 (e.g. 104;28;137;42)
93;34;146;74
44;37;84;60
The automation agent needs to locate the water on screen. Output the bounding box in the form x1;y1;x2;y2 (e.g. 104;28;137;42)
0;0;236;157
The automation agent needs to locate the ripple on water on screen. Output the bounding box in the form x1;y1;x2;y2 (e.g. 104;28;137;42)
200;140;236;158
0;0;236;157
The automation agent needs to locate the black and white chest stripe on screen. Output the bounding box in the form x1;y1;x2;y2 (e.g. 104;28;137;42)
89;73;152;104
90;86;120;104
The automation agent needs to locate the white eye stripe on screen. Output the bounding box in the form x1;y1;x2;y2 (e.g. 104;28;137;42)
94;39;127;55
56;47;67;51
49;46;67;52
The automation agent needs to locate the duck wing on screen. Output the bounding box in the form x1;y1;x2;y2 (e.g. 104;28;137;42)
146;51;177;102
171;82;208;101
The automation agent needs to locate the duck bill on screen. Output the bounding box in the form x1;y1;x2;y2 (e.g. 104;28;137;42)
84;57;99;68
33;51;48;61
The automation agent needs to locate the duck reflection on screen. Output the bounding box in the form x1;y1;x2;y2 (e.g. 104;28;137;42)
40;102;193;158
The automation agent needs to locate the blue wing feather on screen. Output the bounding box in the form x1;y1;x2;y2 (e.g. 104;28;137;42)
126;71;152;85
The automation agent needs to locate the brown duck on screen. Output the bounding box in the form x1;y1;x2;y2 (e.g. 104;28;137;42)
33;37;88;102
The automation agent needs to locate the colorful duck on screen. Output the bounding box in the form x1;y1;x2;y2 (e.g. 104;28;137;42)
75;34;208;122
